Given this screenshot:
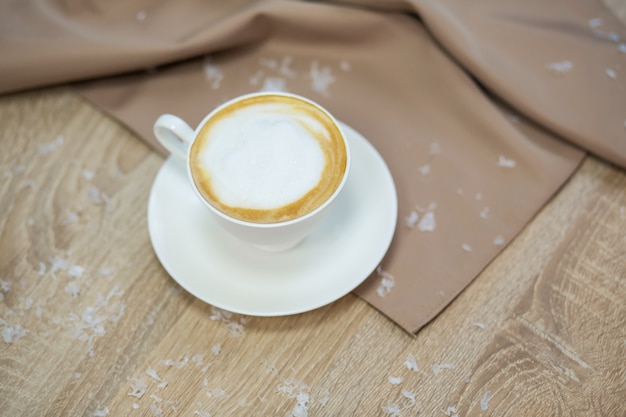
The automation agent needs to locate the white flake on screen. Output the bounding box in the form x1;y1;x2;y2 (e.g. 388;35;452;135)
405;210;419;228
211;342;222;356
480;207;489;219
62;212;79;226
203;56;223;89
210;306;232;321
150;404;163;416
381;402;401;417
546;60;573;74
249;69;265;86
442;405;458;417
38;135;64;155
68;265;85;278
375;266;395;297
402;389;417;405
497;155;516;168
207;388;228;398
261;358;278;375
192;353;205;366
340;60;351;71
480;391;492;410
319;389;330;406
429;141;442;155
418;211;436;232
279;56;296;78
0;278;11;292
404;354;419;372
259;57;278;69
475;193;482;201
388;376;403;385
75;372;82;379
277;379;310;417
606;68;617;79
593;30;620;42
432;363;455;375
132;403;140;410
146;368;162;382
209;307;246;337
291;392;310;417
193;411;210;417
50;256;69;278
162;356;189;368
64;285;126;354
98;267;114;279
64;280;81;298
136;10;147;22
2;324;27;344
588;17;603;28
82;170;95;180
88;186;113;211
309;61;335;97
494;235;505;246
404;353;420;372
277;379;308;397
92;407;109;417
419;164;431;175
462;243;472;252
619;43;626;53
253;56;297;91
472;322;487;329
260;77;287;92
101;195;113;212
237;398;253;407
20;179;35;190
225;321;245;337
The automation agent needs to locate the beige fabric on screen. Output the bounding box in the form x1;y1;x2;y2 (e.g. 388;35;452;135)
1;0;623;333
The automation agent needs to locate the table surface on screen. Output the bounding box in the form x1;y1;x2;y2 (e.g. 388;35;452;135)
2;5;626;417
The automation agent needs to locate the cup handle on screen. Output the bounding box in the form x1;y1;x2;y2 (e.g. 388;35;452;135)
153;114;195;160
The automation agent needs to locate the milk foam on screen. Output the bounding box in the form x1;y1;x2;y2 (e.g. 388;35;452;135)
196;103;327;210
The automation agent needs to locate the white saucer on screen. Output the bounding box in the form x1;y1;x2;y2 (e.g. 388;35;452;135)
147;123;397;316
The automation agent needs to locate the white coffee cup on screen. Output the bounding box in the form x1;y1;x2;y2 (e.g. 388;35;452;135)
153;92;350;251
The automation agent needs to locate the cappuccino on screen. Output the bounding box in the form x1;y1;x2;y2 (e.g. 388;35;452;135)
189;94;347;224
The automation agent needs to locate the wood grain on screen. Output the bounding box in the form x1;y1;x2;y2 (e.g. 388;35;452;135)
1;3;626;415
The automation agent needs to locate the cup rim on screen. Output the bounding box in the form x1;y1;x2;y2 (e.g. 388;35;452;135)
186;91;351;229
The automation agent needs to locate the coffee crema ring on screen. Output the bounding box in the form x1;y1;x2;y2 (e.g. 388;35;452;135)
189;94;348;224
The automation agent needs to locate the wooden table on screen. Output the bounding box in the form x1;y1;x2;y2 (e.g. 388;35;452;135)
2;9;626;417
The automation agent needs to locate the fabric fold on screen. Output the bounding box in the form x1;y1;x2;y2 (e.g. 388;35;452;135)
412;0;626;167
